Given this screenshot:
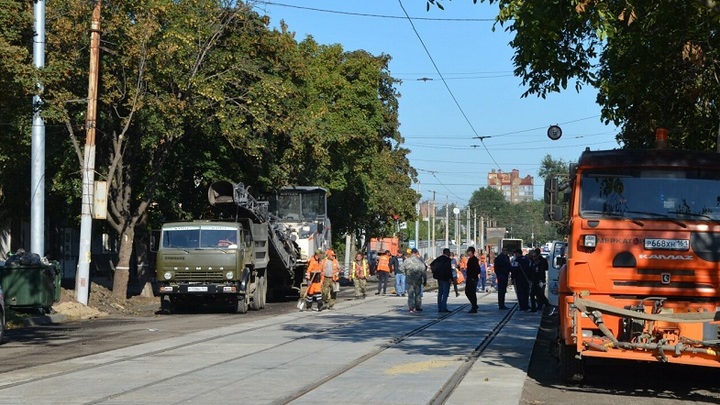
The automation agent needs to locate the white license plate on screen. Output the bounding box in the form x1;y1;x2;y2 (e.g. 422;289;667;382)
187;286;208;292
644;238;689;250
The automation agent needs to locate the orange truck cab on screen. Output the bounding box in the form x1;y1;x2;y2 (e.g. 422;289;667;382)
547;129;720;382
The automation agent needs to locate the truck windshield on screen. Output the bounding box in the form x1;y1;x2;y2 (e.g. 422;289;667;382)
269;189;328;221
579;169;720;221
162;225;239;249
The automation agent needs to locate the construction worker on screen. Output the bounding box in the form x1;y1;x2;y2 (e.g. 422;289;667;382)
303;249;325;311
375;249;391;295
321;249;341;310
350;253;369;299
459;253;468;279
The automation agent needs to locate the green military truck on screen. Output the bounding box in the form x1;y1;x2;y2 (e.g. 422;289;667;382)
155;181;300;313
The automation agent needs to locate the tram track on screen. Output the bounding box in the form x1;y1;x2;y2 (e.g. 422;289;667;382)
0;292;522;404
277;292;518;405
0;299;403;402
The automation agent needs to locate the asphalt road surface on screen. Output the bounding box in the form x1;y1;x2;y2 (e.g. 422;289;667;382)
2;284;720;404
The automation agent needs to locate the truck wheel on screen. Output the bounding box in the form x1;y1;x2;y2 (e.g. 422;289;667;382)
559;343;584;383
250;279;261;311
259;276;267;309
160;295;173;314
236;295;249;314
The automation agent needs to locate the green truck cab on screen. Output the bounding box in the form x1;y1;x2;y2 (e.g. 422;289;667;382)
155;219;269;313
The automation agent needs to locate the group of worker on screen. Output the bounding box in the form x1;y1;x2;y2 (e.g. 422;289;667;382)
302;247;429;313
302;248;341;312
301;244;548;314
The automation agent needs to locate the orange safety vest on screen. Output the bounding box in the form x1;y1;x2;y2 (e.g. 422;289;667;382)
306;256;324;295
376;255;391;272
459;256;468;270
351;260;368;280
455;268;465;284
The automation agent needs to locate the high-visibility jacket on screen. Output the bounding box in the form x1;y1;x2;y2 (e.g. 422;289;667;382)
306;256;324;295
455;268;465;284
350;260;368;280
376;255;391;272
320;257;341;281
459;256;468;270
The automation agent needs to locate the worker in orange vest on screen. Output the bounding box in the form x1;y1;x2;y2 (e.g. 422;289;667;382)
350;253;369;299
375;249;391;295
459;254;468;279
321;249;341;310
303;249;325;312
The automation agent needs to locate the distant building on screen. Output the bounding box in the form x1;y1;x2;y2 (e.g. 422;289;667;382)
487;169;534;203
420;200;436;218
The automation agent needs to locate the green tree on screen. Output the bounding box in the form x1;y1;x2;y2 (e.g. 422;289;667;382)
538;154;570;181
41;0;283;300
429;1;720;150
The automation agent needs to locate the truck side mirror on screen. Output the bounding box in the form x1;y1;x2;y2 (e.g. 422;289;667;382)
245;234;252;247
544;177;558;204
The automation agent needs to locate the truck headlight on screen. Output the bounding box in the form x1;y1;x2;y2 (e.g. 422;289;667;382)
163;271;173;280
225;271;234;280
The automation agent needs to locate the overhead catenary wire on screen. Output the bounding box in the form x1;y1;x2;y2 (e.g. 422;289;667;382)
255;1;496;21
397;0;503;172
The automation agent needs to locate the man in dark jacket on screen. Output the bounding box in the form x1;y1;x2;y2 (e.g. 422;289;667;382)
511;249;531;311
493;247;511;310
430;248;453;312
530;248;550;312
465;246;480;313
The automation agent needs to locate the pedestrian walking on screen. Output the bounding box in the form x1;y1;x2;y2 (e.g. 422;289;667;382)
530;248;550;312
303;249;325;311
493;247;511;310
477;252;488;293
511;249;532;311
402;248;427;313
450;252;460;297
394;251;406;297
350;253;369;299
465;246;480;313
321;249;341;310
430;248;453;312
375;249;391;295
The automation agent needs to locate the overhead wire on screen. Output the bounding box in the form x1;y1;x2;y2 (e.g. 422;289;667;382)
396;0;503;172
255;1;496;21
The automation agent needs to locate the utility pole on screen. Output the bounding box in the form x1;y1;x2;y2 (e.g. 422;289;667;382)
76;0;102;305
480;216;485;252
414;182;420;251
466;209;470;250
473;209;477;248
445;196;449;249
431;191;436;258
31;0;46;256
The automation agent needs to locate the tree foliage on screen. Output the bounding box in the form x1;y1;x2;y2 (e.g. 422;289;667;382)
430;1;720;150
1;0;417;300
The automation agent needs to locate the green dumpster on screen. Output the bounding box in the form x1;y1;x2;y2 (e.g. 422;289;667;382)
0;262;61;314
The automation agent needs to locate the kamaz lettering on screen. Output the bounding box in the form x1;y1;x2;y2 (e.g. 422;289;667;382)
598;238;637;244
638;254;693;260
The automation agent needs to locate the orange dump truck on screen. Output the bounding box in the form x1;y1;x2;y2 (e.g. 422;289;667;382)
370;237;400;256
546;129;720;382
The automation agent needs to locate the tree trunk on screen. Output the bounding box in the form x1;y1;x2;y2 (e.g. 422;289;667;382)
134;228;155;298
111;228;135;302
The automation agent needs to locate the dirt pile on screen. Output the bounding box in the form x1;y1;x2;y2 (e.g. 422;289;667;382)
54;282;161;320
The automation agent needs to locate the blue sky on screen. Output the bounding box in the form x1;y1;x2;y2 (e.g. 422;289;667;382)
252;0;619;206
